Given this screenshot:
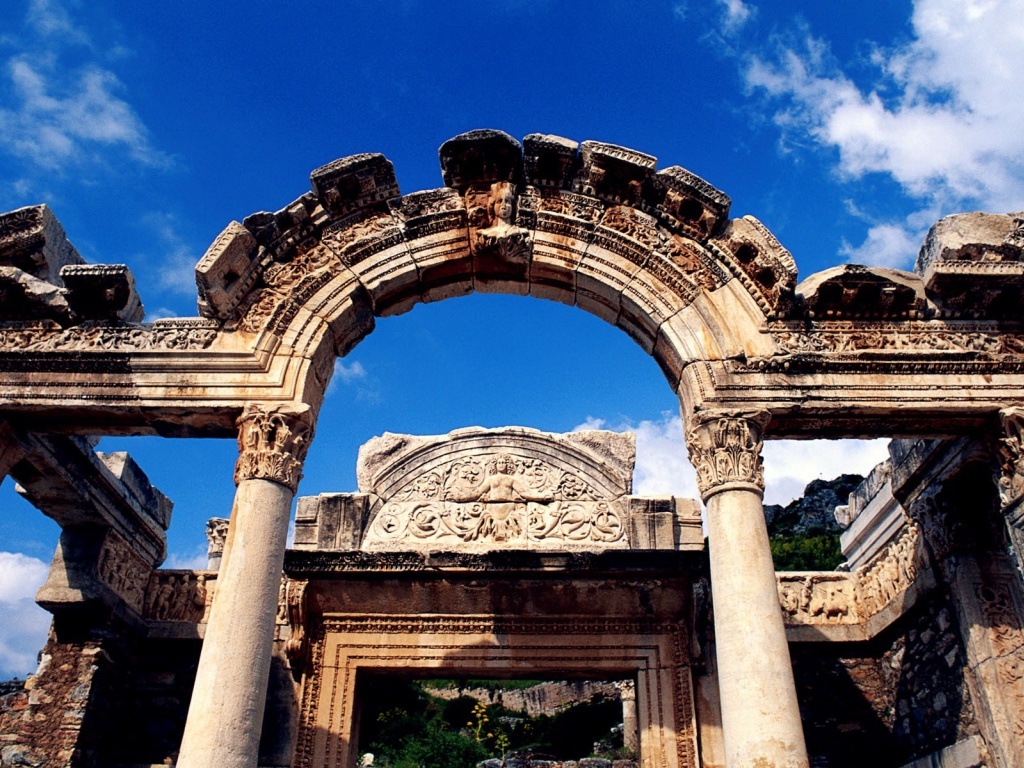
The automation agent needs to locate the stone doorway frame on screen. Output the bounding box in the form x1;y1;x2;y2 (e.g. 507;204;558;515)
294;614;697;768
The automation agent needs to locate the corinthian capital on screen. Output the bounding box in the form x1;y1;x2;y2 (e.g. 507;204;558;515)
686;411;770;501
234;403;315;492
998;406;1024;509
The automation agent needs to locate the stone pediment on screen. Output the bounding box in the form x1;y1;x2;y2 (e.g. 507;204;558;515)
293;426;702;553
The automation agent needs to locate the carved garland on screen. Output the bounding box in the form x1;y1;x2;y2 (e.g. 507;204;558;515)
234;403;315;492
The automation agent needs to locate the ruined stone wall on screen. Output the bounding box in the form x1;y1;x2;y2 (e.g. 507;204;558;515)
791;588;978;767
427;680;623;718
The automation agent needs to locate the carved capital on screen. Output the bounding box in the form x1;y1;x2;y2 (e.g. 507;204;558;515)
998;406;1024;509
685;411;770;501
205;517;229;561
234;403;315;492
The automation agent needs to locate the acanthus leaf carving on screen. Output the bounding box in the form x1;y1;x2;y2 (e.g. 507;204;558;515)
685;411;769;501
234;403;315;492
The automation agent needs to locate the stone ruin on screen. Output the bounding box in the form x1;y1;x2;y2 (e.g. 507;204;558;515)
1;129;1024;768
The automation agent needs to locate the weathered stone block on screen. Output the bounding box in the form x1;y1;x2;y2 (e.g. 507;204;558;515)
575;141;656;206
0;204;84;283
195;221;267;320
439;129;523;190
311;153;400;217
523;134;579;189
916;211;1024;318
60;263;144;323
796;264;926;320
647;166;730;241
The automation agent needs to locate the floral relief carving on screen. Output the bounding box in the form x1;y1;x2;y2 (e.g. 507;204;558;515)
366;452;625;548
998;406;1024;508
234;403;315;491
685;411;769;500
0;320;219;352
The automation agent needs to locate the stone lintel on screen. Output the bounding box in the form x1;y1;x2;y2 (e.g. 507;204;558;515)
13;433;169;564
838;461;911;571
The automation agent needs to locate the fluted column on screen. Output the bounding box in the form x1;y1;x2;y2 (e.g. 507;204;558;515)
686;411;808;768
177;403;314;768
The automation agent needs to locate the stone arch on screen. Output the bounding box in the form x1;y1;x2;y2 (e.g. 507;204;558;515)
195;130;797;408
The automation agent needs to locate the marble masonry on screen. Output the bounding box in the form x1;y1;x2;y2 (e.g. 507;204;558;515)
1;130;1023;768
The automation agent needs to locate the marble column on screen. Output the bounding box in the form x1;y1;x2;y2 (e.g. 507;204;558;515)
686;411;809;768
177;403;313;768
618;679;639;754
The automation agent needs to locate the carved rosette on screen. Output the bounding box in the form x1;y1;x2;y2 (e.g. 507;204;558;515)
234;403;315;492
998;406;1024;509
685;411;770;501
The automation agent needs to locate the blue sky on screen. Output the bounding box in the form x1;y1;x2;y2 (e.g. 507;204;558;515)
2;0;1022;676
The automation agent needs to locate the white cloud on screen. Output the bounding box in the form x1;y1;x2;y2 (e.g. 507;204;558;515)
574;412;699;498
165;544;208;570
327;359;380;402
574;414;891;507
839;221;925;269
716;0;753;32
140;213;199;296
762;438;890;507
334;360;367;384
0;2;168;173
0;552;51;678
745;0;1024;258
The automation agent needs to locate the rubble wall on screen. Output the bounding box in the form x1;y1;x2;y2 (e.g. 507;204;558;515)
791;588;978;767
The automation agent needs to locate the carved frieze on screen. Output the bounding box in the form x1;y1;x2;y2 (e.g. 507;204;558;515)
0;319;219;352
998;406;1024;509
856;522;925;616
777;573;860;624
97;531;152;612
685;411;769;501
144;571;210;623
366;452;626;549
780;522;929;628
234;403;314;491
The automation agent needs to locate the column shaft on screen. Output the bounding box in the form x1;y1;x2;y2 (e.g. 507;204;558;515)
687;411;809;768
707;488;808;768
177;402;313;768
177;479;292;767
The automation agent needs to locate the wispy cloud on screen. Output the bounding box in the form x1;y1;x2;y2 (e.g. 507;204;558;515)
0;1;168;174
744;0;1024;268
327;359;381;403
0;551;51;678
165;543;208;570
140;212;199;297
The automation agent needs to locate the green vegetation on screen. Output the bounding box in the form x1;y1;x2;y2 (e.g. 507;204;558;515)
769;533;844;571
357;677;629;768
765;474;863;571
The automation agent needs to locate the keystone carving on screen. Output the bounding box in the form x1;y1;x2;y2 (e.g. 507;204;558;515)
468;181;531;268
685;411;770;500
234;403;315;491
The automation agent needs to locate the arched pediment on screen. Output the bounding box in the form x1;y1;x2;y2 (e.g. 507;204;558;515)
195;130;797;391
3;133;1024;438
